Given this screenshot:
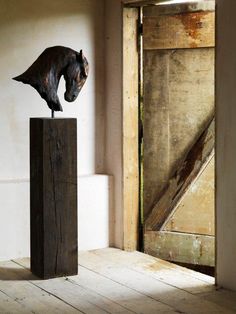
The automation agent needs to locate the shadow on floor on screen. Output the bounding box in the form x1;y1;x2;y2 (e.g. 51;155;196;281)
0;267;37;281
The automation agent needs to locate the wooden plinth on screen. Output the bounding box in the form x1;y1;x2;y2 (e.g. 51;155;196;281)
30;118;77;279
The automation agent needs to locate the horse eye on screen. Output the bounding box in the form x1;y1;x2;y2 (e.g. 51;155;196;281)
80;71;87;79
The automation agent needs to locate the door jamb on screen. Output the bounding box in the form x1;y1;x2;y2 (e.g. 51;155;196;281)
122;5;140;251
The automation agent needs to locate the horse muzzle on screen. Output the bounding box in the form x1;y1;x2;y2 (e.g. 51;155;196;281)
64;92;77;102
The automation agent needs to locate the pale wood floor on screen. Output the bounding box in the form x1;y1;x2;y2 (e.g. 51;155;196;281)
0;248;236;314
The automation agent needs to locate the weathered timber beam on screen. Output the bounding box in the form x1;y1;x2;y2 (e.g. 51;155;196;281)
122;0;159;6
123;8;139;251
122;0;215;8
144;231;215;267
145;118;215;231
143;11;215;49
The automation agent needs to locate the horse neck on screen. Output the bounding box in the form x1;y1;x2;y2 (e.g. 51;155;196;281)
46;49;75;92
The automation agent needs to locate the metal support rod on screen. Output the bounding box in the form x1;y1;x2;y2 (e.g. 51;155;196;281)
51;110;55;119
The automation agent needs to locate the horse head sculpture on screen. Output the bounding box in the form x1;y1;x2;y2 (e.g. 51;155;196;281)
13;46;89;112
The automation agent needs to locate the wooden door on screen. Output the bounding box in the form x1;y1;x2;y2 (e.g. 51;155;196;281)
143;2;215;267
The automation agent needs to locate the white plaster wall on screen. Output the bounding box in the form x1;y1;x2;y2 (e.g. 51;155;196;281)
216;0;236;291
0;0;111;260
0;181;30;260
79;175;113;251
0;175;112;261
0;0;105;177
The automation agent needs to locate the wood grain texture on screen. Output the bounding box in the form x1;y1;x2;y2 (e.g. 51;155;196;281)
164;154;215;236
94;248;215;293
142;3;215;268
143;9;215;50
145;119;214;231
78;250;221;313
30;118;77;279
123;0;215;9
143;2;215;15
145;231;215;267
14;258;136;314
123;8;139;251
0;260;80;314
0;291;33;314
143;48;215;218
3;249;236;314
122;0;157;5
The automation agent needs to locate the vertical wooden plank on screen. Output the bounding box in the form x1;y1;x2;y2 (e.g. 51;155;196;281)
143;51;171;218
123;7;139;251
143;49;215;219
30;118;78;279
142;3;215;268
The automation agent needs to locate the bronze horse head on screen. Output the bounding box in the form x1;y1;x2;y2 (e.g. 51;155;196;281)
13;46;89;112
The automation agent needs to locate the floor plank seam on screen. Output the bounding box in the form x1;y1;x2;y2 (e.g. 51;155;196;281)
8;254;233;314
11;260;84;314
13;259;134;314
79;252;229;313
115;251;214;285
66;277;137;314
125;263;214;297
89;251;215;297
125;251;214;284
0;288;36;314
28;280;84;313
78;264;178;312
63;278;114;314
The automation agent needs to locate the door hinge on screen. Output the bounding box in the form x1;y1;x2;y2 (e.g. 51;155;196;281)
137;21;143;50
139;22;143;36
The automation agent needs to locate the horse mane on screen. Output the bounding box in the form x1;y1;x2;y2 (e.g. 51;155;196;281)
13;46;88;112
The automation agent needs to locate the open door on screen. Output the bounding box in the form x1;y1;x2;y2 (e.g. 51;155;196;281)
142;2;215;268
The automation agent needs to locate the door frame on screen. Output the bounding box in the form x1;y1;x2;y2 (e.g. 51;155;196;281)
121;0;217;269
121;0;177;252
122;0;168;251
122;4;140;251
123;0;236;292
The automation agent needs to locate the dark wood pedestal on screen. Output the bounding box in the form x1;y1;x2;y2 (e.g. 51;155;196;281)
30;118;77;279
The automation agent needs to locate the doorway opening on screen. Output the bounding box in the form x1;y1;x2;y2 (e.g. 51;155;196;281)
137;0;215;277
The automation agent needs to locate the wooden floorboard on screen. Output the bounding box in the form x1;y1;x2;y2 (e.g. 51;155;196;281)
14;259;134;314
93;248;215;293
198;289;236;312
0;290;33;314
0;249;233;314
78;251;234;314
0;260;81;314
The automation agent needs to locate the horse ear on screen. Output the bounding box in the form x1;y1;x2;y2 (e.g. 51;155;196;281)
77;50;83;63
